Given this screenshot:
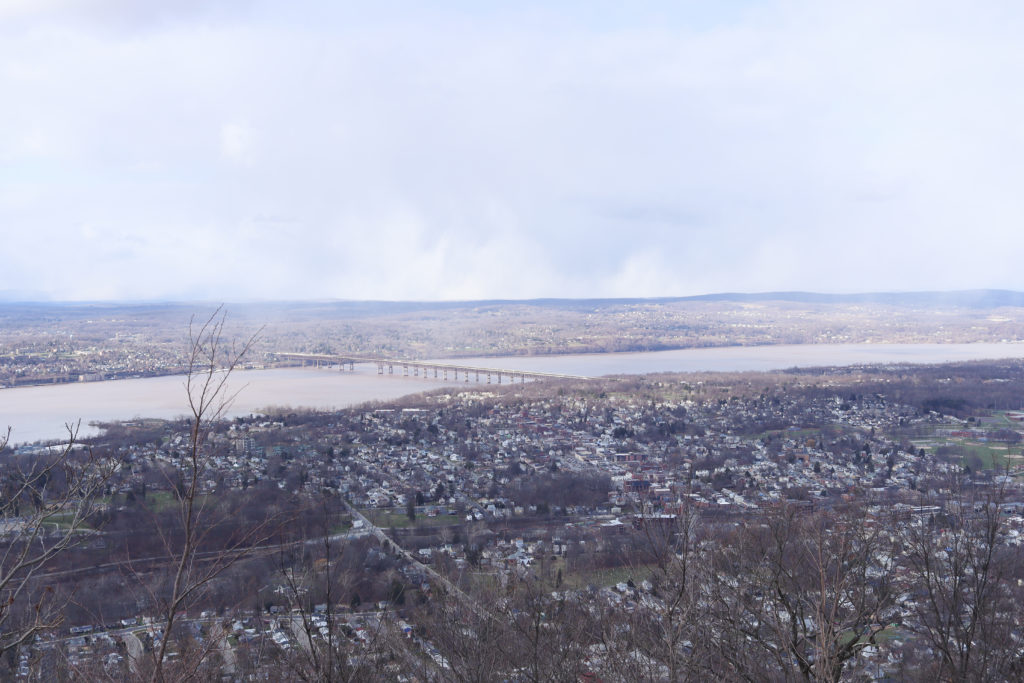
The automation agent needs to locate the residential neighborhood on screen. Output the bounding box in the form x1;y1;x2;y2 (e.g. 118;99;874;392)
4;359;1024;679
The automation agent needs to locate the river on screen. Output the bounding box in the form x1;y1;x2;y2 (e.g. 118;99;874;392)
3;342;1023;445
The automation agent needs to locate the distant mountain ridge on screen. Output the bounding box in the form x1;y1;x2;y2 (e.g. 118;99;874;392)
3;289;1024;315
674;290;1024;308
455;289;1024;309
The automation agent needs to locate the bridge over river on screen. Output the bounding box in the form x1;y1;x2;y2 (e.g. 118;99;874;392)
274;352;590;384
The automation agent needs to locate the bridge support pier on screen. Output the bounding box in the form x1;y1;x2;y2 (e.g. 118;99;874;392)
274;353;586;384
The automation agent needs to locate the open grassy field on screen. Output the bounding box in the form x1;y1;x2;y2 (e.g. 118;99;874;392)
558;560;658;590
907;413;1023;470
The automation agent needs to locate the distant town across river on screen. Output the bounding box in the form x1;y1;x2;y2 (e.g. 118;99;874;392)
3;342;1024;445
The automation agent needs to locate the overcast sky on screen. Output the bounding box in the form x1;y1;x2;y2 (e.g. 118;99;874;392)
2;1;1023;301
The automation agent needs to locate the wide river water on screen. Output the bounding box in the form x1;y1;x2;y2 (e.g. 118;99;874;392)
3;342;1024;445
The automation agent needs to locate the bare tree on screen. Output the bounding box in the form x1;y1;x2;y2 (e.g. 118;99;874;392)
0;423;114;662
596;497;708;682
268;502;391;683
138;308;270;682
496;574;592;683
708;502;898;682
413;580;514;682
900;477;1024;681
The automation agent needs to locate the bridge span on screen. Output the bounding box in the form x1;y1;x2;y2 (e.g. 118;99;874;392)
273;352;590;384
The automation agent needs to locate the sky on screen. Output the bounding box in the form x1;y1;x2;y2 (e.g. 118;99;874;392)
2;0;1024;302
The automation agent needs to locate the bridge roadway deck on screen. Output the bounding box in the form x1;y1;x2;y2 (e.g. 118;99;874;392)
274;352;590;381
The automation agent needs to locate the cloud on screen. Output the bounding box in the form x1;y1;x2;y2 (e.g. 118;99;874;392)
220;122;255;165
1;1;1023;300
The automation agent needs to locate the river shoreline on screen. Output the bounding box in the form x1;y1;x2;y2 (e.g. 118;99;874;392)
3;342;1024;445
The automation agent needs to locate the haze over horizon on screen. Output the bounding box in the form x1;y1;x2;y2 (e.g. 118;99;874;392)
3;1;1023;302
